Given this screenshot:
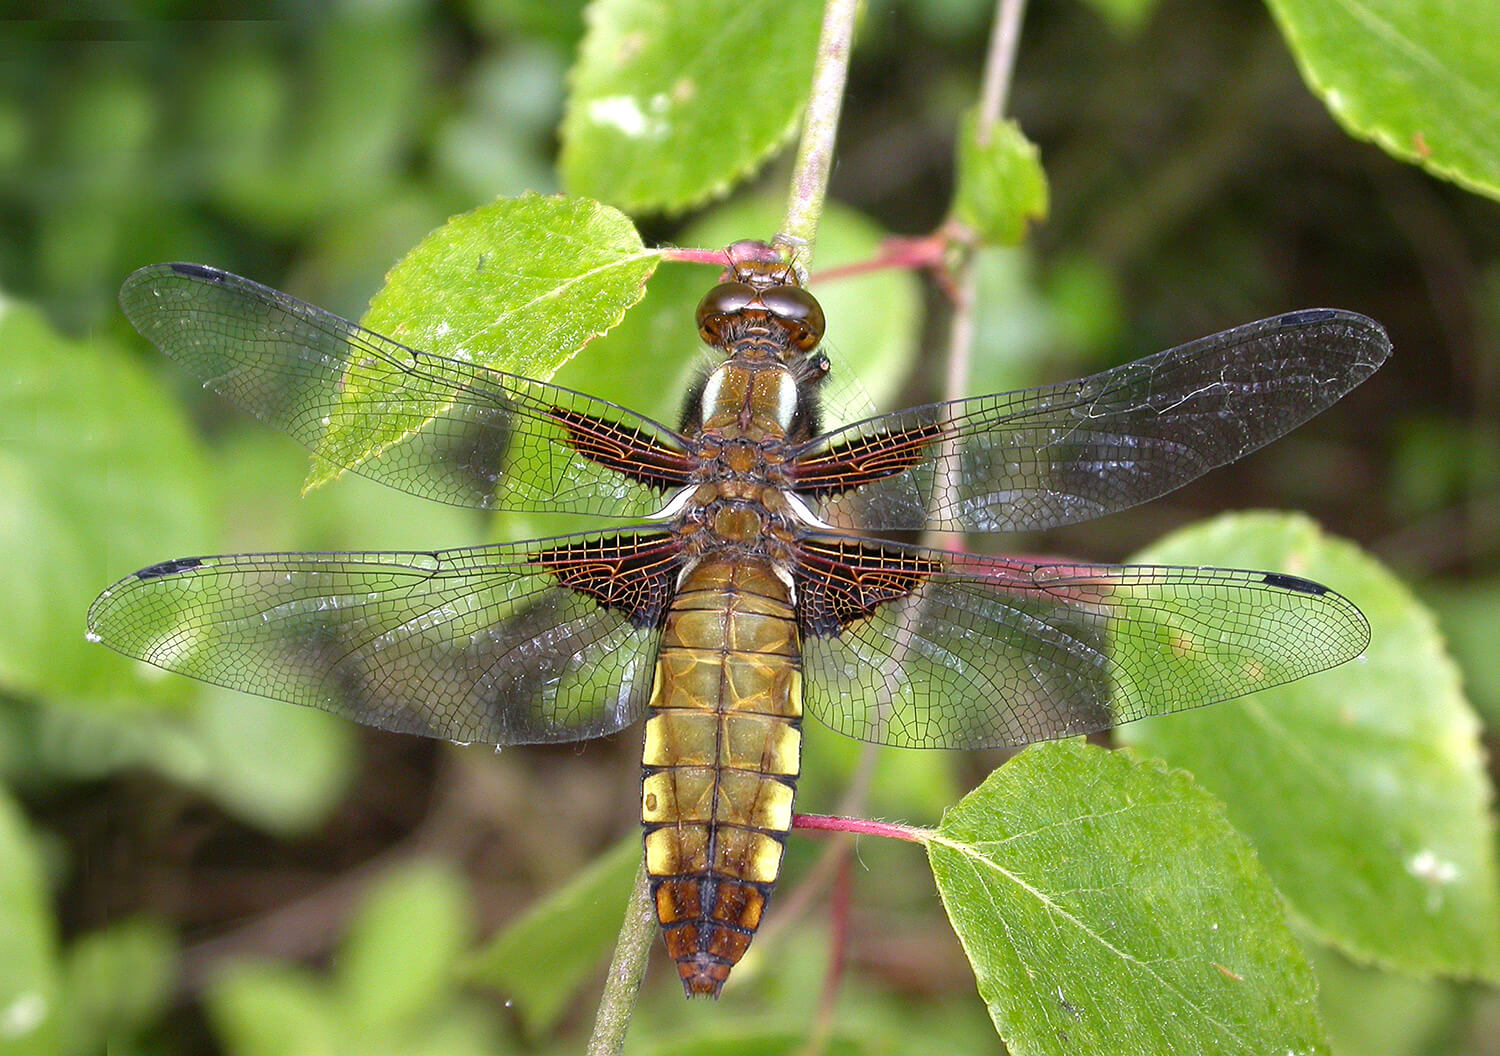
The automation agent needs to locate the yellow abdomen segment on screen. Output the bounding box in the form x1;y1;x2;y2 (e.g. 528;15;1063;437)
642;556;802;998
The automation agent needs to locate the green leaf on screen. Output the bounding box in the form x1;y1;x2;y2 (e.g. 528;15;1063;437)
362;194;654;374
1266;0;1500;200
1075;0;1159;32
1309;945;1457;1056
57;919;176;1056
1119;511;1500;981
309;193;657;490
544;260;708;436
463;836;639;1035
930;739;1328;1055
206;963;339;1056
559;0;823;213
338;861;473;1034
950;115;1049;246
0;297;212;707
176;688;357;836
0;789;59;1055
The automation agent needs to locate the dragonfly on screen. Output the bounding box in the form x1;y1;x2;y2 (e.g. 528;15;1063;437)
89;240;1390;997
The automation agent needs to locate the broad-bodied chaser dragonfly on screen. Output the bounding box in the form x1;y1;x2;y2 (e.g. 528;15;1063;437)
89;240;1389;996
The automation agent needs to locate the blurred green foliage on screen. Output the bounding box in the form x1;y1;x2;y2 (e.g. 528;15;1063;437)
205;862;500;1056
2;0;570;332
949;115;1050;245
2;0;1499;1053
1125;514;1500;980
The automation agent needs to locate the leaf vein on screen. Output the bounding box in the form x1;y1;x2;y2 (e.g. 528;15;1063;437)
934;832;1255;1046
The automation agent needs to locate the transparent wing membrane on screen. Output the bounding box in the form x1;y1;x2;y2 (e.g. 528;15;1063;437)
797;310;1391;533
798;537;1369;749
87;532;675;745
119;264;691;516
103;260;1385;759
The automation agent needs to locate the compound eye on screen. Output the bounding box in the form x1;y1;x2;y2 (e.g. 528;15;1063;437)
696;282;757;339
759;284;826;350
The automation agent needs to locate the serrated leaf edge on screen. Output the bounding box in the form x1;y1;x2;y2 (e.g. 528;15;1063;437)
1267;0;1500;201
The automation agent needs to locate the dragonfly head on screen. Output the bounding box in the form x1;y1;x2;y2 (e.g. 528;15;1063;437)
696;280;825;352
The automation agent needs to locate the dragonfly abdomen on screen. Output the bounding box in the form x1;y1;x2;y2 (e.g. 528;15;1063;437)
641;556;803;998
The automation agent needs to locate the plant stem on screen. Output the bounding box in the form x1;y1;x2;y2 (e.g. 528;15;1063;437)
977;0;1027;136
932;0;1029;552
794;849;854;1056
778;0;861;268
585;860;655;1056
660;246;736;267
809;233;950;284
946;0;1029;399
794;813;933;844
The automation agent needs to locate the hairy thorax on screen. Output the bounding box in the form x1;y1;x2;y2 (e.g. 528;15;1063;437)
674;355;808;565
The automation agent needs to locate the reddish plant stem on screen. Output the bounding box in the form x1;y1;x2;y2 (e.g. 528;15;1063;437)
824;846;854;999
793;813;932;844
779;0;861;265
796;849;856;1056
658;246;732;267
811;232;950;284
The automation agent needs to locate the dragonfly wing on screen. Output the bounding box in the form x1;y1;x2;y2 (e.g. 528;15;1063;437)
87;531;682;745
795;535;1369;750
793;310;1390;533
120;264;694;516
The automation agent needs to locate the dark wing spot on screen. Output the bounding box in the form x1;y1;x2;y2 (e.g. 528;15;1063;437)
794;539;939;636
167;262;226;282
136;557;205;580
546;407;695;490
1261;572;1327;595
790;421;949;497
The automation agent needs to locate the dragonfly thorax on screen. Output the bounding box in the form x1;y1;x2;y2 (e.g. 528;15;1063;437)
688;245;829;447
710;501;764;542
699;360;800;438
